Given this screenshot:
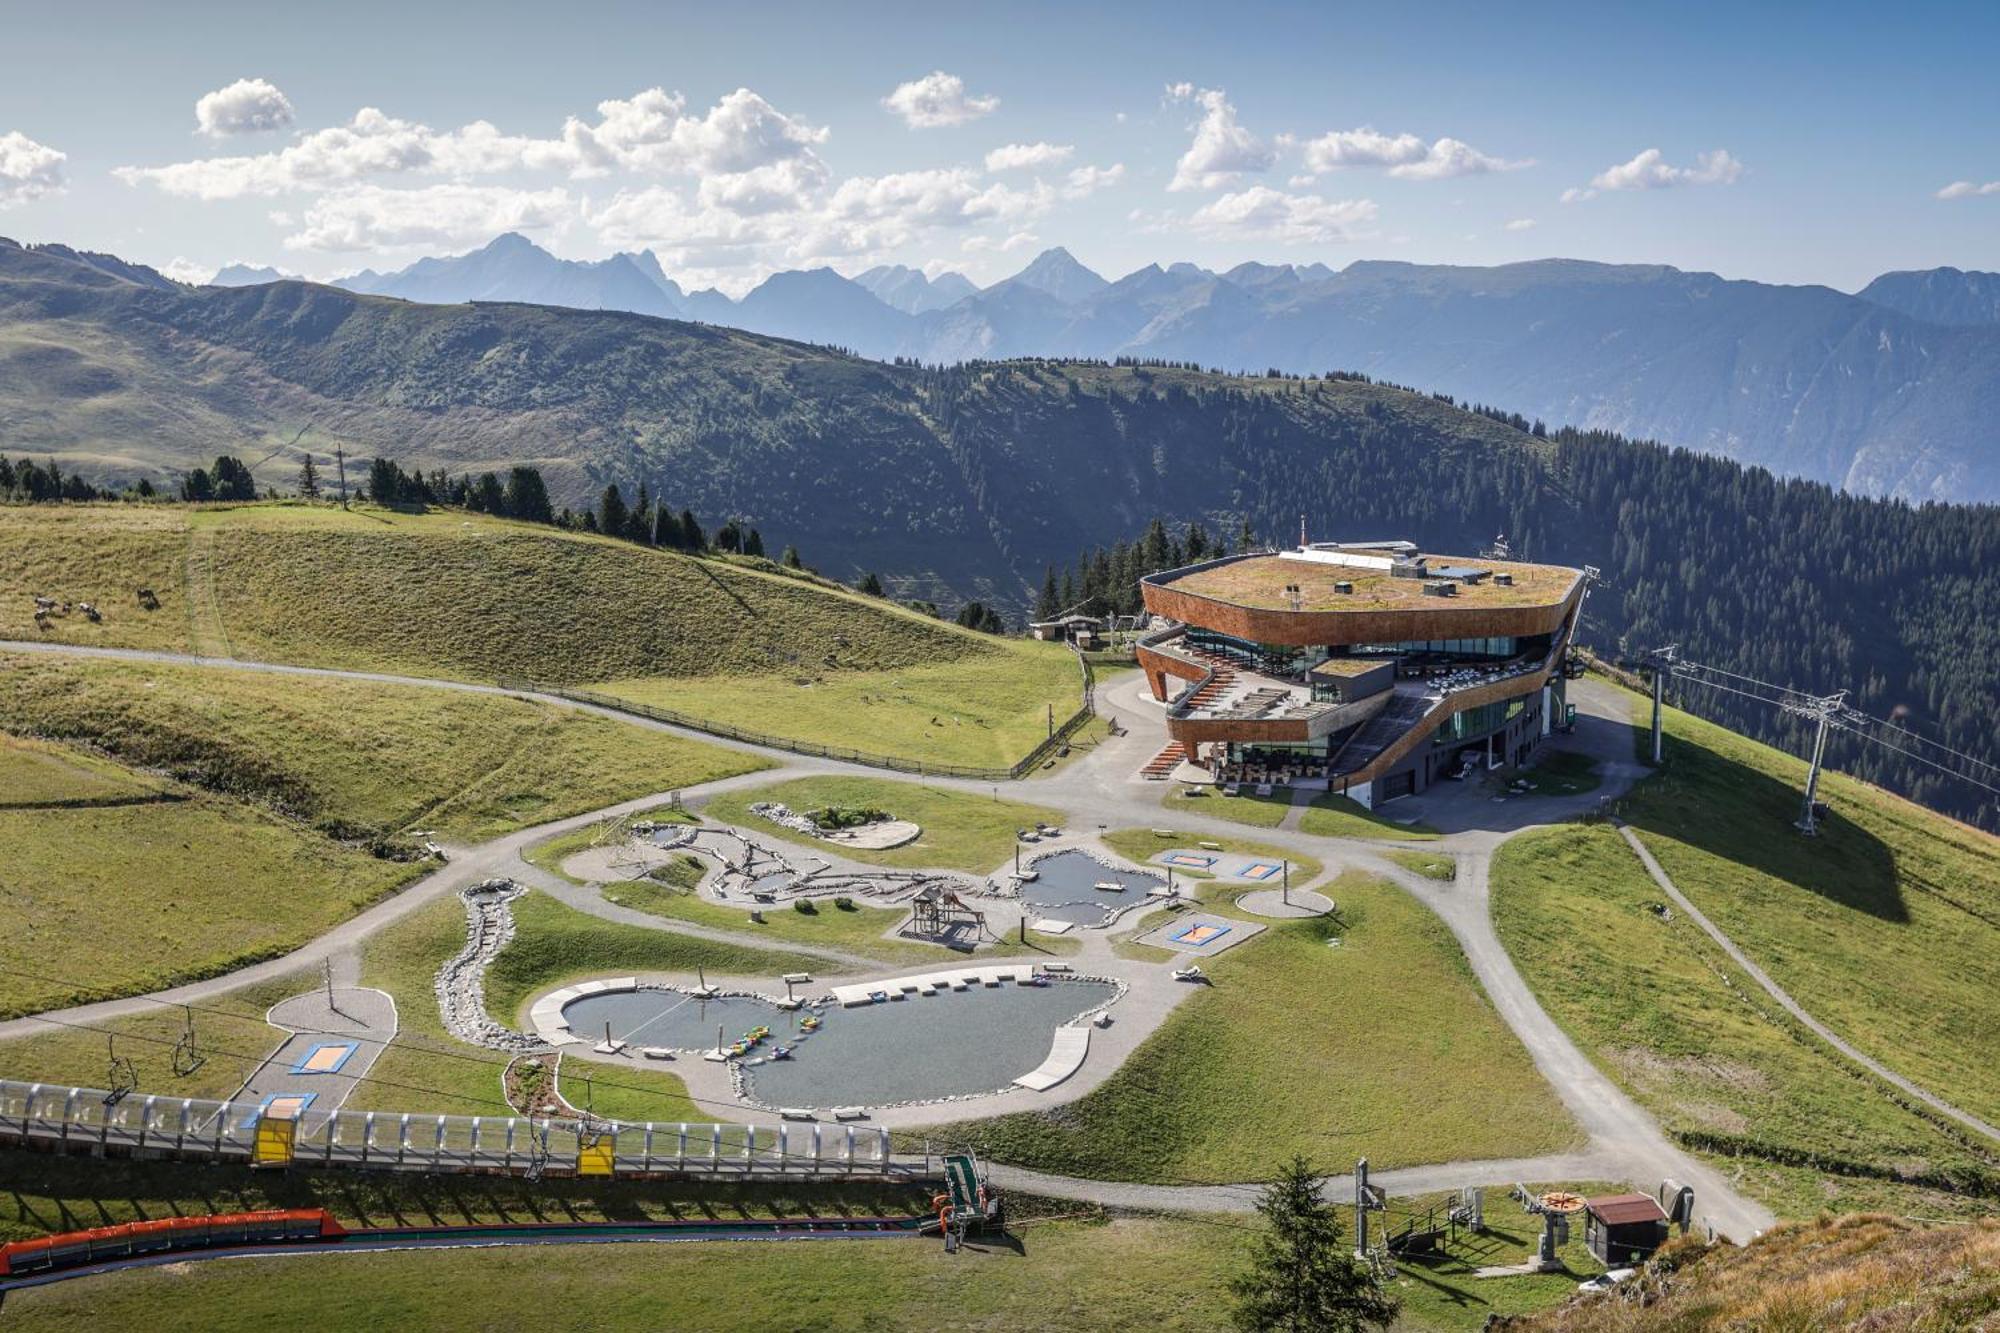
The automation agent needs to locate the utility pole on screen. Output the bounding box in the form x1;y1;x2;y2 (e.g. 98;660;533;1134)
334;445;349;508
1782;690;1847;836
1645;646;1678;766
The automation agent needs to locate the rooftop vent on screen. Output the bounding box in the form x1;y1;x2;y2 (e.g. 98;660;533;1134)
1421;582;1458;598
1334;581;1354;594
1493;572;1515;587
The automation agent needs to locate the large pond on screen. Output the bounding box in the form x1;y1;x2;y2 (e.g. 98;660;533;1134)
1016;849;1168;926
561;981;1117;1108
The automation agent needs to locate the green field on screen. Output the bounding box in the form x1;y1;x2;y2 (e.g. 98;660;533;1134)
931;872;1581;1183
3;502;1083;769
598;645;1084;771
1160;784;1295;828
0;734;167;806
0;652;768;843
1492;822;2000;1219
1299;793;1441;841
1387;849;1458;881
0;787;414;1018
1606;695;2000;1132
702;775;1064;874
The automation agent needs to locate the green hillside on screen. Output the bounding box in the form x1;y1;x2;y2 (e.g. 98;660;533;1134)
1;503;1083;768
0;653;765;1015
1493;687;2000;1219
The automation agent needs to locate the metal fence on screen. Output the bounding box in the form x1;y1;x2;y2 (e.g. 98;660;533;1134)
502;646;1097;782
0;1080;896;1179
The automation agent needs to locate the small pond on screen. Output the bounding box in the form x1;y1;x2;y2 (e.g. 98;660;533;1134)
1016;849;1168;926
561;980;1117;1108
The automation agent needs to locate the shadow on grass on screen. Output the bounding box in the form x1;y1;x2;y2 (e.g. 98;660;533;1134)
1617;726;1904;923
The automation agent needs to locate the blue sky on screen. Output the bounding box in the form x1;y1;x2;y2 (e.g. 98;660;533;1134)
1;0;1995;292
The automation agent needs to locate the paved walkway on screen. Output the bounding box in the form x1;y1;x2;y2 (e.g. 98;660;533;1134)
1618;823;2000;1148
0;642;1788;1238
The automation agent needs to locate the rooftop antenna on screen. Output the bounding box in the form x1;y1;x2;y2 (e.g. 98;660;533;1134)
1298;513;1308;549
1285;583;1304;613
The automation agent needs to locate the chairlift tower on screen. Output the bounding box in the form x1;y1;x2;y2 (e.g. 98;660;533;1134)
1782;690;1848;836
1643;646;1678;766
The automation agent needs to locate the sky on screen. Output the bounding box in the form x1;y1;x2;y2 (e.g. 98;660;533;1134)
1;0;1996;294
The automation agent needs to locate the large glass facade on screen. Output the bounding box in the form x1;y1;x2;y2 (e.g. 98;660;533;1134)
1187;628;1325;677
1351;635;1524;659
1431;697;1527;746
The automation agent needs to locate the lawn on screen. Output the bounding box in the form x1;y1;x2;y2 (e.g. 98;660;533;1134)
1608;694;2000;1132
0;1213;1242;1331
702;776;1064;874
928;872;1581;1183
1491;821;2000;1217
8;502;1085;771
1162;783;1295;828
1387;849;1458;881
0;972;315;1102
1299;793;1441;841
596;640;1084;772
0;653;767;843
1497;748;1602;797
0;735;164;806
0;794;415;1018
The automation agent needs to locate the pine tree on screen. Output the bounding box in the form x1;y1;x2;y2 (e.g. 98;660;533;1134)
1035;566;1060;621
1229;1157;1397;1332
781;544;803;569
297;453;320;499
504;466;554;524
599;484;629;539
181;466;214;502
678;508;704;551
857;571;884;596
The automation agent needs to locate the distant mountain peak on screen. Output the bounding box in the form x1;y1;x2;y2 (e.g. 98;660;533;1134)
1005;247;1109;303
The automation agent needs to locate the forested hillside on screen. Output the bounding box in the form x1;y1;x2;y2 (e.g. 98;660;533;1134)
2;236;1993;828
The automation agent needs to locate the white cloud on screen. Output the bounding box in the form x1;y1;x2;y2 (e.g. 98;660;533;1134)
1188;185;1377;244
158;257;213;284
964;230;1039;253
1062;163;1125;198
282;184;573;252
984;141;1073;172
1167;85;1274;191
118;88;829;202
1937;179;2000;200
0;131;67;207
1505;217;1537;231
195;78;295;137
881;72;999;129
1566;147;1744;201
1296;127;1526;180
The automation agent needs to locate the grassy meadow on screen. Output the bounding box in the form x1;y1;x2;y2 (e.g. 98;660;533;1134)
702;775;1063;874
2;502;1083;769
1608;695;2000;1131
931;872;1581;1182
0;652;767;842
1492;821;2000;1218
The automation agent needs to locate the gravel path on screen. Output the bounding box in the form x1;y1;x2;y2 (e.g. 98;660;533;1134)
1618;822;2000;1148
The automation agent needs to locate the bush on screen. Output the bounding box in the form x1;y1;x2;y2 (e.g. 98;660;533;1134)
833;896;856;912
793;899;818;915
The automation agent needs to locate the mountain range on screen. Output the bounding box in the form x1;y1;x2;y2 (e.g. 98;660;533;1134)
220;233;2000;502
4;233;1992;830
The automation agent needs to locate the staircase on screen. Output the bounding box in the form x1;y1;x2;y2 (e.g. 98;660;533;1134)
1140;742;1189;780
1328;693;1437;778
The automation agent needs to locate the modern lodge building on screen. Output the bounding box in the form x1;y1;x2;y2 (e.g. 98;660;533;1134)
1136;539;1586;807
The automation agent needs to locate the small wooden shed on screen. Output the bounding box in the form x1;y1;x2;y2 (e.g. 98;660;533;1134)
1582;1192;1670;1266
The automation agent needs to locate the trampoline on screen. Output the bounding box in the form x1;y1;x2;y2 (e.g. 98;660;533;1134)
1169;922;1232;948
1160;851;1219;869
1236;861;1284;881
289;1041;358;1076
240;1093;315;1128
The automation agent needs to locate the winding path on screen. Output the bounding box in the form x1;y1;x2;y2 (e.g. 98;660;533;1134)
1617;823;2000;1148
1;640;1786;1239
